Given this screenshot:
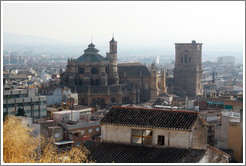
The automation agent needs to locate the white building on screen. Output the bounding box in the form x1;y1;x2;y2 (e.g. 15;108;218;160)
83;107;230;163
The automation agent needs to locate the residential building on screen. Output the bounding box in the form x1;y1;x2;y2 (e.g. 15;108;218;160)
3;85;47;119
83;106;230;163
228;117;243;163
215;109;243;162
40;107;102;148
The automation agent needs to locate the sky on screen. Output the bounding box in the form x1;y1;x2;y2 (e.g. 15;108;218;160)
2;1;245;52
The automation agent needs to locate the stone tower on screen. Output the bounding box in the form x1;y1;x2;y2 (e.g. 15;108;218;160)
159;68;167;94
150;63;160;100
106;37;119;85
173;40;203;97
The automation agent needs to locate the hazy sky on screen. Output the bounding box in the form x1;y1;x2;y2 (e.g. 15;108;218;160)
2;1;245;51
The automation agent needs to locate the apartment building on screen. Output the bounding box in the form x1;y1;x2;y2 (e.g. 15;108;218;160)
3;86;47;119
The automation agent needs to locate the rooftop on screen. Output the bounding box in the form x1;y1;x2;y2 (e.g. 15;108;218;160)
76;43;106;63
100;106;202;131
118;62;151;77
83;140;206;163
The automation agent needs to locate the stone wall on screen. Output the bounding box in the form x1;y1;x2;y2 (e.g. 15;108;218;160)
202;146;230;163
191;116;207;150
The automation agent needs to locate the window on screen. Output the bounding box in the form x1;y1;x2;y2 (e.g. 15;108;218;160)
95;79;100;85
75;141;80;146
81;130;85;135
96;128;100;132
111;97;116;103
90;79;95;85
55;133;60;138
89;129;92;133
79;67;84;74
132;129;152;145
185;55;188;64
158;135;165;145
79;79;83;85
91;67;98;74
74;132;80;137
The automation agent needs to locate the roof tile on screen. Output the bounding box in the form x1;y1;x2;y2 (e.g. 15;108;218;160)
101;107;199;130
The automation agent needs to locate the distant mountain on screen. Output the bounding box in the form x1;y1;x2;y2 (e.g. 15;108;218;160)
3;32;243;64
3;32;68;46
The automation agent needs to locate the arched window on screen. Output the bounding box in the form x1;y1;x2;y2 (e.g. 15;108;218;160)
79;67;84;74
90;79;95;85
95;79;100;85
185;55;188;64
111;97;116;103
79;79;83;85
91;67;98;74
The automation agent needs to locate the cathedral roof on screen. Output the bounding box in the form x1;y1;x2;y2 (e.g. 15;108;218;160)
76;43;106;63
118;62;151;77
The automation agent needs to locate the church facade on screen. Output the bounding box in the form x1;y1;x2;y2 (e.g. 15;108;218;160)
61;37;166;108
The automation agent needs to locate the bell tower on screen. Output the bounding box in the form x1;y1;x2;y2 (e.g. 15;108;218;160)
150;62;160;100
110;37;117;53
106;36;119;85
173;40;203;97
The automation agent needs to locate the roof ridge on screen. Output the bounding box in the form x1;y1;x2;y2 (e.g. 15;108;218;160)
112;106;199;114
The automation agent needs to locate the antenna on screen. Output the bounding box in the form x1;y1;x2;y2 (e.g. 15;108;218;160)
91;36;93;43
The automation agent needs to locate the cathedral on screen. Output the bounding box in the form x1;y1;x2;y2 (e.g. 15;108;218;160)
61;37;166;108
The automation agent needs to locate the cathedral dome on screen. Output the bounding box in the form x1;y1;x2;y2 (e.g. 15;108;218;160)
76;43;106;63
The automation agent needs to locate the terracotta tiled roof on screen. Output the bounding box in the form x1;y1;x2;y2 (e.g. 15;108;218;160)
83;141;206;163
100;107;199;130
207;145;230;157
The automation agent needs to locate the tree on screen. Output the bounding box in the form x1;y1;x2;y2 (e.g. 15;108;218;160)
16;108;26;116
3;115;94;163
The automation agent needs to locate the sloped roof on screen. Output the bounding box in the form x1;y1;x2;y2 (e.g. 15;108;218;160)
100;107;200;130
83;141;206;163
118;62;151;77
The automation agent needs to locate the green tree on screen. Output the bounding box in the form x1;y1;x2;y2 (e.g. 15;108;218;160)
16;108;26;116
